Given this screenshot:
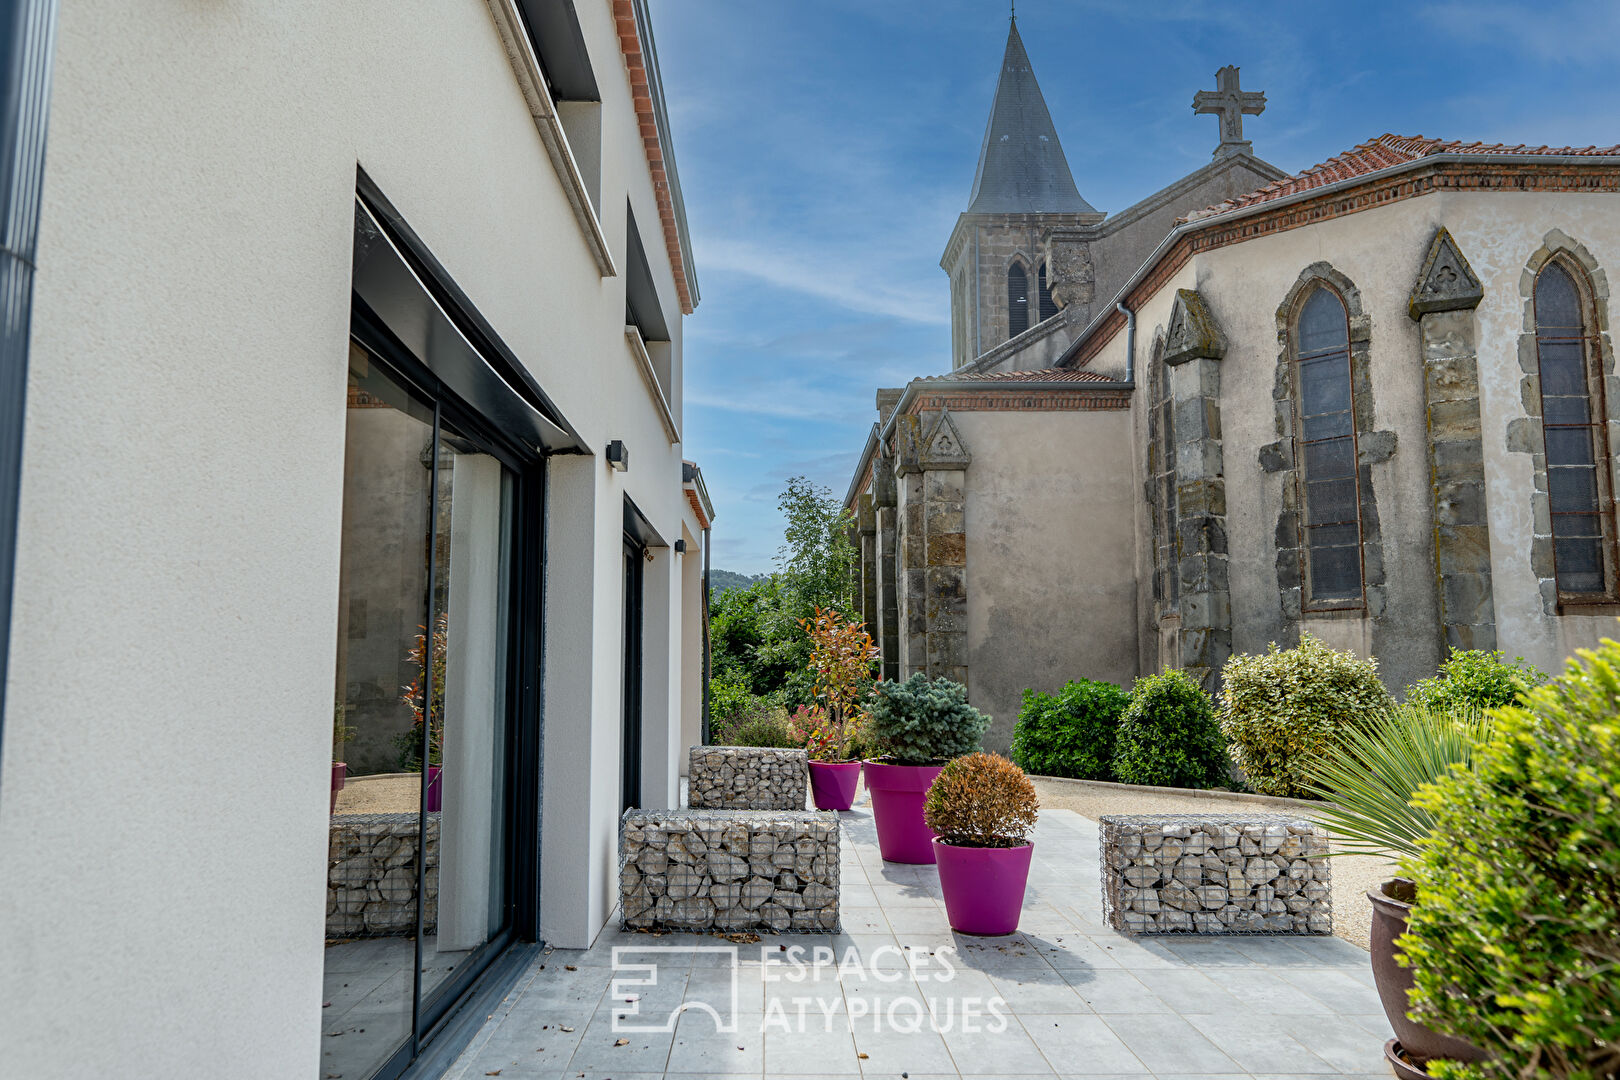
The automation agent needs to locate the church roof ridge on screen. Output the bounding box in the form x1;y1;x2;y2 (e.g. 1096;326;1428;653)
1182;133;1620;221
965;19;1094;215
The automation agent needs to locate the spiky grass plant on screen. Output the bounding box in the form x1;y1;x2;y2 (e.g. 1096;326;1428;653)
1307;704;1492;860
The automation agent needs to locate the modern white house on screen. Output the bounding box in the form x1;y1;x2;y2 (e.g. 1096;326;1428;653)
0;1;712;1077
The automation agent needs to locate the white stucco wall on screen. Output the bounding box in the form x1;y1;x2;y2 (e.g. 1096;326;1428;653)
0;2;699;1077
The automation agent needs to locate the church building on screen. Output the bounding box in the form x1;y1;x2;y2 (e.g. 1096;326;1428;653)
845;16;1620;749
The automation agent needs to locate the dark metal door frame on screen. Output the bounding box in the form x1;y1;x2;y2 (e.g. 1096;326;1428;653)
620;535;644;811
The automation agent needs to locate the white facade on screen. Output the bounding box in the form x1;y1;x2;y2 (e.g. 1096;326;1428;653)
0;2;708;1078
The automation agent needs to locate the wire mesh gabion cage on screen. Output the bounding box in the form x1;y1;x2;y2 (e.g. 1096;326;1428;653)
1099;814;1331;935
326;813;439;940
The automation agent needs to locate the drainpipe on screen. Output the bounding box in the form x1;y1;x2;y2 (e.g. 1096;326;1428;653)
1116;300;1137;386
700;523;711;745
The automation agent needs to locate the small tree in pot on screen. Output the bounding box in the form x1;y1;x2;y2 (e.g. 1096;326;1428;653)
862;673;990;863
795;607;879;809
924;753;1039;935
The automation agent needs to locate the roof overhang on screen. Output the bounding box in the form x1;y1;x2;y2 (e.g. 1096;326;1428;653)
682;460;714;528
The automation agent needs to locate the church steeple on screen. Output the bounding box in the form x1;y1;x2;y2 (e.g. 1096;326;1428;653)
966;18;1093;214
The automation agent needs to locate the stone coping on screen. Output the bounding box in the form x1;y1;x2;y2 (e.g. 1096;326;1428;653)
1035;774;1323;812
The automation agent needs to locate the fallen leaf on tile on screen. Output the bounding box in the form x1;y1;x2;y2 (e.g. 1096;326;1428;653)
614;1037;629;1047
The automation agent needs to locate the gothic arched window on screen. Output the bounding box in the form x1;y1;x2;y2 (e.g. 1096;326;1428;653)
1536;260;1614;596
1008;263;1029;339
1294;286;1363;606
1037;263;1058;323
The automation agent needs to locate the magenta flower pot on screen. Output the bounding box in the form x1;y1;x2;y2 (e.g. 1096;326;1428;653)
935;838;1033;936
809;760;862;811
425;764;443;812
864;760;944;863
330;762;347;815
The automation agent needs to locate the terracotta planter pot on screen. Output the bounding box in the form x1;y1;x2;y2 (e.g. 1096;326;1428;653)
1368;879;1488;1068
330;762;347;815
863;760;944;863
808;760;862;811
935;838;1033;935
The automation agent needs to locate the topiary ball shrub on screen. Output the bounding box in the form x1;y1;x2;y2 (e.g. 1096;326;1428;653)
923;752;1039;848
1404;648;1548;714
1112;670;1228;789
1218;632;1393;798
1400;638;1620;1080
1010;678;1130;780
864;672;991;766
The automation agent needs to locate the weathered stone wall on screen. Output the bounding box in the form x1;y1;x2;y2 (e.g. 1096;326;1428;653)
1100;814;1330;935
327;813;438;939
687;746;807;810
620;809;839;932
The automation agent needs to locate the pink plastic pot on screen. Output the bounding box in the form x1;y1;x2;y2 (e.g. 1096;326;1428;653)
425;764;443;812
863;760;944;863
934;838;1033;936
808;760;862;811
330;762;347;815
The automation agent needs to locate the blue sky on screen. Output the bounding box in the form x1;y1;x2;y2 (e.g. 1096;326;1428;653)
650;0;1615;574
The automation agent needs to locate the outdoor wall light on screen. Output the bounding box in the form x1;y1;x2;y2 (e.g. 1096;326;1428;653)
606;439;629;472
674;539;687;554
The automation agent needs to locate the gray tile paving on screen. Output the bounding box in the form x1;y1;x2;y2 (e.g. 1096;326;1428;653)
444;789;1395;1080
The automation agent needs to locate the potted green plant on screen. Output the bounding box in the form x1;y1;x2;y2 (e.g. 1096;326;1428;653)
863;672;990;864
924;752;1038;935
795;607;880;810
331;698;352;815
1310;705;1491;1077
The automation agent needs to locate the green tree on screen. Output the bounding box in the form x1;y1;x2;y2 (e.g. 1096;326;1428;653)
775;475;857;616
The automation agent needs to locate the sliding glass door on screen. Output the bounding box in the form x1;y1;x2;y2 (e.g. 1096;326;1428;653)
325;339;528;1080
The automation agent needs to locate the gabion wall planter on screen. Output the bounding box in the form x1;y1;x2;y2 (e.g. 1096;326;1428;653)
687;745;807;810
327;813;438;939
1100;814;1331;934
620;808;839;932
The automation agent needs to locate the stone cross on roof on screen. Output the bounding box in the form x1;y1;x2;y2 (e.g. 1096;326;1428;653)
1193;66;1265;160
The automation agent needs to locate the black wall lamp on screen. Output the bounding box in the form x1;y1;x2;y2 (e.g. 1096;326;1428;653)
606;439;629;472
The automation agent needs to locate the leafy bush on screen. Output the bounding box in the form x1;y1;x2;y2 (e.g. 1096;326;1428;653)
923;752;1039;848
1218;633;1393;798
1010;679;1129;780
1111;670;1228;789
711;702;802;749
864;673;990;766
1404;648;1547;714
1400;639;1620;1080
1308;704;1492;860
795;607;879;761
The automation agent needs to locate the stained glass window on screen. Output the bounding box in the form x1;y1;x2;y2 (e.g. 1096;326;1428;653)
1294;287;1363;604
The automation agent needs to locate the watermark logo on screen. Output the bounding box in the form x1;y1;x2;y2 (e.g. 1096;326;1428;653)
609;943;1007;1035
611;946;741;1033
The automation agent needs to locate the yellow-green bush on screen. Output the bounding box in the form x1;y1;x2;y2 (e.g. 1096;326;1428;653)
1218;633;1392;797
1401;639;1620;1080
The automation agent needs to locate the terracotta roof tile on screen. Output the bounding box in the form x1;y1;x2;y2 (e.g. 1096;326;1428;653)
1182;134;1620;222
921;368;1116;383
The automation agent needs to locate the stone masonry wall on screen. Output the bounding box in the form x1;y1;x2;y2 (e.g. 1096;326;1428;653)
327;813;438;939
687;746;807;810
1100;814;1330;935
620;809;840;932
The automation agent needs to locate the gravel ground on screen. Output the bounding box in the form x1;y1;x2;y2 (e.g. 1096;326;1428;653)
333;772;421;815
1030;777;1395;950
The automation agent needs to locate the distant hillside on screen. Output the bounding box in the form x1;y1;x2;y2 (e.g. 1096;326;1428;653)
709;568;767;596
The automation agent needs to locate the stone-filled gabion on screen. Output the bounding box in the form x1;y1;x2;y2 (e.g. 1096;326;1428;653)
620;808;839;933
327;813;438;940
687;745;807;810
1100;814;1331;935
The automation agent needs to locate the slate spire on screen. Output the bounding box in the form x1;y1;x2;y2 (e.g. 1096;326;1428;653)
966;18;1093;215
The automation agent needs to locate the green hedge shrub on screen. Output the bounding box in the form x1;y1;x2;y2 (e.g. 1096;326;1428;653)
865;672;990;766
1112;671;1228;789
1404;648;1548;713
1219;633;1392;798
1010;679;1130;780
711;702;801;748
1401;639;1620;1080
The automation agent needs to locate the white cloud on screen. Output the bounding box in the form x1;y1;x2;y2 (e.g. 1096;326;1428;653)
697;236;950;327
